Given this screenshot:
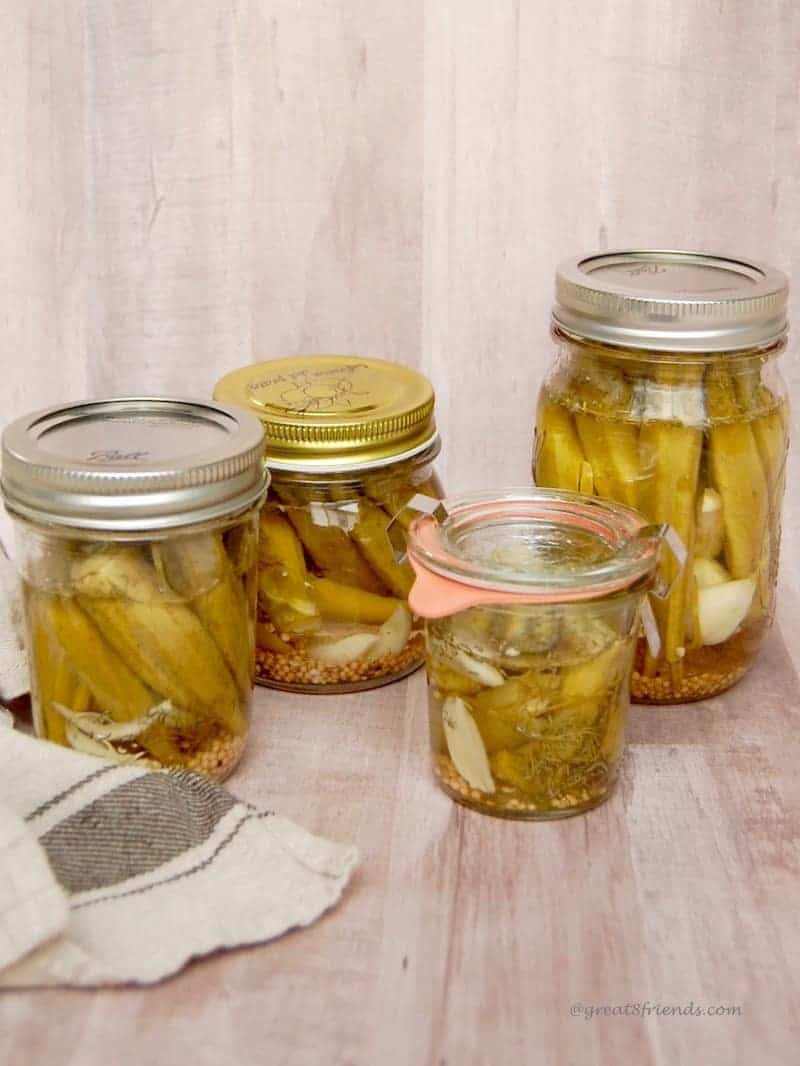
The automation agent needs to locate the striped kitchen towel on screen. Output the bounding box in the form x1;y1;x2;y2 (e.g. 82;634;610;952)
0;721;358;987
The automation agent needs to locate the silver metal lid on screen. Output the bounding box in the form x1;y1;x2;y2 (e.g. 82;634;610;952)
1;397;268;532
554;250;789;352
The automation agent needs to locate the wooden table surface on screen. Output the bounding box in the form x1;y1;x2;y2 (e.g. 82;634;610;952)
1;622;798;1066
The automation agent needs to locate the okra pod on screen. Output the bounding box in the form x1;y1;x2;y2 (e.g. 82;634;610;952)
73;549;245;737
284;507;386;593
706;366;768;579
351;500;414;598
638;372;703;680
160;532;253;700
533;397;586;492
574;413;640;509
308;575;401;624
257;510;321;635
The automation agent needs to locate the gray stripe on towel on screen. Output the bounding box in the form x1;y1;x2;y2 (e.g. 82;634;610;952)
40;770;237;894
26;763;118;823
74;810;272;911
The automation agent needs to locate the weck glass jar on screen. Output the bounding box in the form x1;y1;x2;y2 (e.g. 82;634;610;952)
1;397;268;779
213;355;443;692
533;251;790;703
407;490;663;819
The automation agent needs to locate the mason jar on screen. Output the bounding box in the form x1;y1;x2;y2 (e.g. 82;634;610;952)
407;490;663;819
533;251;790;704
213;355;443;692
1;397;268;779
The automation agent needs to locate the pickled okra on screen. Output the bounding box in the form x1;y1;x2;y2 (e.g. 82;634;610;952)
255;456;443;692
428;604;636;816
570;357;640;509
257;510;321;634
350;500;414;598
637;365;704;684
308;576;400;624
534;400;593;494
159;531;253;700
27;594;92;748
284;505;386;594
21;515;259;777
535;338;788;703
705;367;768;581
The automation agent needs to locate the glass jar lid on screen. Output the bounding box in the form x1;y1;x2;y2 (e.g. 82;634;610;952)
213;355;437;471
1;397;268;532
554;250;789;353
407;489;662;616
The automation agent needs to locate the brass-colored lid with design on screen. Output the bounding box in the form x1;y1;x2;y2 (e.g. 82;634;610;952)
213;355;438;471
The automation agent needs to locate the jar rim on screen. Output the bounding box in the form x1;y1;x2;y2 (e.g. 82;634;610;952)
407;488;661;605
266;433;441;477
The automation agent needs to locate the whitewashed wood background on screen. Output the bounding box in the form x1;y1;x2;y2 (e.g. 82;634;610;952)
1;1;798;595
1;6;799;1064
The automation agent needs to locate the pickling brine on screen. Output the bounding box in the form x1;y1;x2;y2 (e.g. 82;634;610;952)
255;448;442;690
21;516;259;778
534;251;790;703
427;602;636;816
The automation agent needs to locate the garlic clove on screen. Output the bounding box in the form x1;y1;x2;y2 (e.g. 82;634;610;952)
694;556;731;589
442;696;496;794
451;649;505;688
695;488;724;559
308;631;378;665
371;604;412;658
698;578;755;646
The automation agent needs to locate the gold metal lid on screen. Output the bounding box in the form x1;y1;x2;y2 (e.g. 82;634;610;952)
213;355;437;471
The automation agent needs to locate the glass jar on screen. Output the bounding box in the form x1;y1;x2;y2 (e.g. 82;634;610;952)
533;251;790;704
407;490;663;819
214;355;443;692
1;398;268;779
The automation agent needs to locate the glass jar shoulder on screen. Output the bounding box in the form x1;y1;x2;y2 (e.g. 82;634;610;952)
541;332;788;430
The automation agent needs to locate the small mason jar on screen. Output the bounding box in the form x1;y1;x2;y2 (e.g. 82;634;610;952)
214;355;443;692
407;490;662;819
533;251;790;703
1;397;268;779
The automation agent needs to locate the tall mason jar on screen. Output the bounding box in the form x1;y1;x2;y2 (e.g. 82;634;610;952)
533;251;790;703
407;490;663;818
214;355;443;693
1;398;268;778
